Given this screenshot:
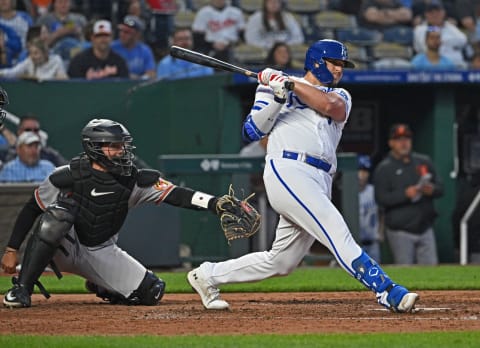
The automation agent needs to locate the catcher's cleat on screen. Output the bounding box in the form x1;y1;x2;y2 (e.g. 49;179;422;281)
187;268;229;310
377;285;419;313
3;278;31;308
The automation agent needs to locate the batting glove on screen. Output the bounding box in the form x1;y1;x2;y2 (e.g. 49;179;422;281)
257;68;283;85
269;75;290;104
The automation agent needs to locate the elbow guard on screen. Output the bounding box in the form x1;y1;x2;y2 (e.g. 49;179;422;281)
242;115;266;143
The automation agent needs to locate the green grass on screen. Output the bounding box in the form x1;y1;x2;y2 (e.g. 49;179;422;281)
1;332;479;348
1;265;479;347
1;265;479;294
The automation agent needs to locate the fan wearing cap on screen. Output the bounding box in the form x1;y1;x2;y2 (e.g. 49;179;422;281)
373;123;444;265
67;20;129;79
36;0;87;61
111;15;155;80
413;0;468;68
411;25;455;70
0;131;55;182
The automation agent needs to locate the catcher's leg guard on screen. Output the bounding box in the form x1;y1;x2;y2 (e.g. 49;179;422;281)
16;196;78;295
127;271;166;306
352;251;418;312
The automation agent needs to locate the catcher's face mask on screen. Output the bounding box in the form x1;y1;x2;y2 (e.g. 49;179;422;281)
81;118;135;176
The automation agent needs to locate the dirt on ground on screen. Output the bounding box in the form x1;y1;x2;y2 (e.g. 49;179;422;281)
1;291;479;335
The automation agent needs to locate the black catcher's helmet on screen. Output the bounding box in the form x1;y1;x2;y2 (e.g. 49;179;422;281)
0;86;9;128
81;118;135;176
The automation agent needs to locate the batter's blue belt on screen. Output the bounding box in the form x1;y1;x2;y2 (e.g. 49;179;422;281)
282;150;332;173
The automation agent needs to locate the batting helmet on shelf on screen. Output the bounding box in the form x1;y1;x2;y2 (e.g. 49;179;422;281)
0;86;9;128
304;39;355;84
81;118;135;176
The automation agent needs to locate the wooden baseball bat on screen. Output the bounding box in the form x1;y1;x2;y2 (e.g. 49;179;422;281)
169;46;295;90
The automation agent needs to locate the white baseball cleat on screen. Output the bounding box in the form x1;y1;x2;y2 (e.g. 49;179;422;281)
187;268;229;310
396;292;419;313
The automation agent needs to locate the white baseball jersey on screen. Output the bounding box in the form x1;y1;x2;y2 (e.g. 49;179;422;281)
192;5;245;44
267;78;352;174
198;77;365;287
34;166;176;298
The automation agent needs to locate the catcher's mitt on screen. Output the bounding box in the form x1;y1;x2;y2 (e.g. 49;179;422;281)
216;185;261;244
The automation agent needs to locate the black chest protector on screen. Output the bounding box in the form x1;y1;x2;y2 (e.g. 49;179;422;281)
68;156;136;246
49;155;161;246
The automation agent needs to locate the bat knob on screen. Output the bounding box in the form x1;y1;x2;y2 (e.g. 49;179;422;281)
285;81;295;91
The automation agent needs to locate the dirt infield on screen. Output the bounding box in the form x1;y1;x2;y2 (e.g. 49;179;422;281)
0;291;479;335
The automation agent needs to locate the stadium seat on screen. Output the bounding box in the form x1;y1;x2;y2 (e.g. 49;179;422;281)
289;43;309;62
371;42;413;60
373;58;412;70
336;27;382;47
173;10;196;28
285;0;326;14
232;44;268;67
383;26;413;46
189;0;210;11
237;0;263;13
344;43;368;63
313;10;357;30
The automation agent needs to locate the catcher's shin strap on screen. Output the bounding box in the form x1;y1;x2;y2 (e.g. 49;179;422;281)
34;280;51;299
282;150;332;173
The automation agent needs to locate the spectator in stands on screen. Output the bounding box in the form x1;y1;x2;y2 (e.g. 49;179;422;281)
358;155;382;263
454;0;480;43
373;123;443;265
146;0;177;55
264;41;303;71
244;0;304;50
17;23;49;62
470;44;480;68
2;113;67;166
157;27;214;80
0;37;67;80
192;0;245;62
411;25;455;69
411;0;457;26
360;0;413;31
329;0;363;16
0;0;33;49
111;15;155;80
67;19;129;79
265;42;292;70
0;131;55;182
413;0;468;68
31;0;53;17
36;0;87;63
0;22;22;67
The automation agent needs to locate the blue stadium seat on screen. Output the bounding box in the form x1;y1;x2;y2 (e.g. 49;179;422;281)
383;26;413;46
336;27;382;47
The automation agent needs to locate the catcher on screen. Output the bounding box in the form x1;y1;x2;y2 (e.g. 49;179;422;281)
1;118;259;308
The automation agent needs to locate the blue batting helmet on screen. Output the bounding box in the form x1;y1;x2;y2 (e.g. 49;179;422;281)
304;39;355;84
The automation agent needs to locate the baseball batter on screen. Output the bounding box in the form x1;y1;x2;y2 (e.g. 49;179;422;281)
1;118;228;308
188;39;419;313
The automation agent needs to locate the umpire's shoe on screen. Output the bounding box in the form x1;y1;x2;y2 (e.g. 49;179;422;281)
3;278;31;308
187;268;229;310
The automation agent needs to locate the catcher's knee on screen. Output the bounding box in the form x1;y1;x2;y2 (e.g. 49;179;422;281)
128;271;166;306
37;195;78;246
